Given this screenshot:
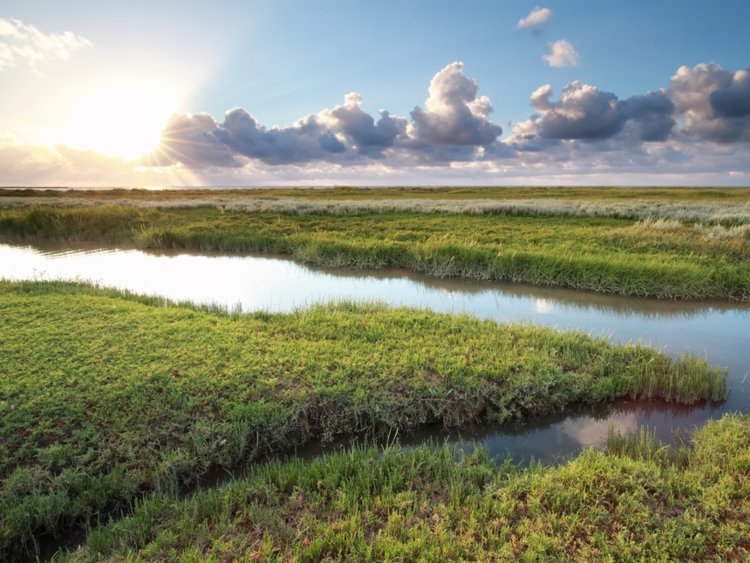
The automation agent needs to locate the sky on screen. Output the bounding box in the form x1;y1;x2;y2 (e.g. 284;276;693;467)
1;0;749;187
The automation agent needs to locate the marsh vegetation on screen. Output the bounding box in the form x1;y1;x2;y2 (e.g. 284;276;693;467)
61;414;750;561
0;281;727;557
0;187;747;560
1;196;749;300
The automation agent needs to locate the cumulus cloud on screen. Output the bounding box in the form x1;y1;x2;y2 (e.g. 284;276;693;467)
153;62;502;169
526;82;625;140
514;82;675;144
0;17;91;72
623;91;676;142
710;69;750;118
219;110;348;164
8;59;746;186
408;62;502;147
517;7;552;30
151;113;241;168
150;105;376;169
3;133;750;188
669;63;750;143
320;92;407;153
149;61;750;180
543;40;579;68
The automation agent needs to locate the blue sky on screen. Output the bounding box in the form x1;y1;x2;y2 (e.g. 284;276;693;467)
1;1;749;186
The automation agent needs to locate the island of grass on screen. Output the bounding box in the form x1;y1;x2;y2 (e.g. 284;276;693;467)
60;414;750;561
0;281;727;558
1;187;749;300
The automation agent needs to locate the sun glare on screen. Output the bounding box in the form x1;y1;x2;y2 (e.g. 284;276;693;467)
58;78;180;160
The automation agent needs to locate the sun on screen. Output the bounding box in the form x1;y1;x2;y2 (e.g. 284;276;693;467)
58;77;180;160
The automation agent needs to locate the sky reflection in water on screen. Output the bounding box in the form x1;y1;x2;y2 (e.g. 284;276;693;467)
2;242;748;463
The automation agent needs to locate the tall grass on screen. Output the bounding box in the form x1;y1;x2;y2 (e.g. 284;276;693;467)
606;426;690;466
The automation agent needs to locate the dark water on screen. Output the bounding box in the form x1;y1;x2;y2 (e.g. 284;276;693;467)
2;241;748;464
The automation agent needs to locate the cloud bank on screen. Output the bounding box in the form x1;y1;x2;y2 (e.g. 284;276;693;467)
2;62;749;186
150;62;504;169
150;62;748;172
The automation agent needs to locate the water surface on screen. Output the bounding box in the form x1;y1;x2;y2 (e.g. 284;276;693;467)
2;241;748;463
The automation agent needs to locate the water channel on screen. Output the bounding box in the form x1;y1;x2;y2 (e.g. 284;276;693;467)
2;241;748;465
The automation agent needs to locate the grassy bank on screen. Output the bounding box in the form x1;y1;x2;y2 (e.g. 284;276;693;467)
60;414;750;561
1;204;749;299
0;281;727;557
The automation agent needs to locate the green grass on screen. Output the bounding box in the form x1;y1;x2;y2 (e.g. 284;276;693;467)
0;281;727;558
1;202;749;299
58;414;750;561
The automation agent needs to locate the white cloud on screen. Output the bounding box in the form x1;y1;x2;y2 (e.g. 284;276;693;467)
153;62;503;168
407;61;502;149
0;17;91;72
520;82;626;140
669;63;750;143
513;81;674;143
517;7;552;30
320;92;407;153
3;60;750;187
3;131;750;188
145;62;750;183
543;39;579;68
